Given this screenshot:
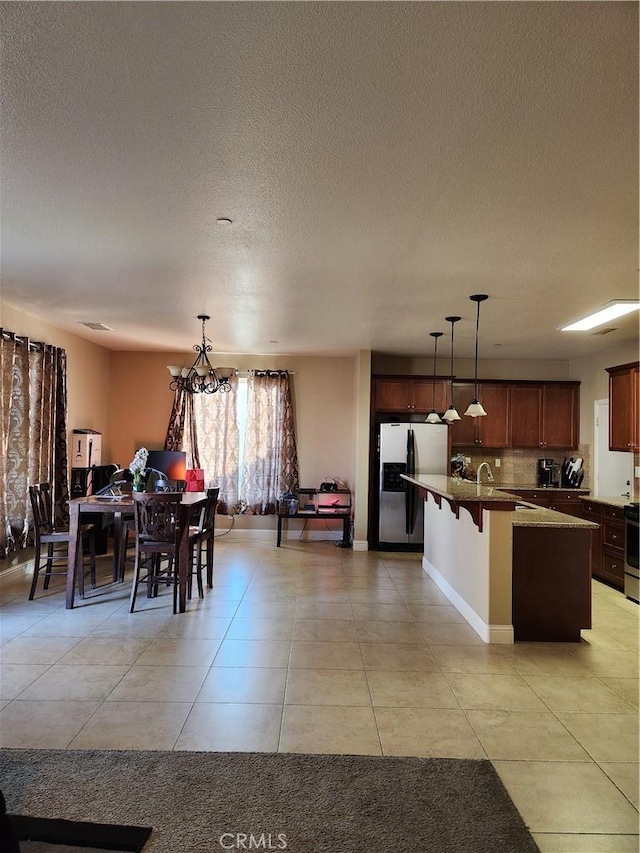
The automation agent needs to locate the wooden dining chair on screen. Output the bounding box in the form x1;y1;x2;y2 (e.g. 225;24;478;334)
28;483;96;600
129;492;183;613
188;487;220;598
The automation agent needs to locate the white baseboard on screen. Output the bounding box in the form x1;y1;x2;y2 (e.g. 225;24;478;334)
352;540;368;551
422;556;514;645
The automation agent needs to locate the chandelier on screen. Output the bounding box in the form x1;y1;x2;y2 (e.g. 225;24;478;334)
167;315;236;394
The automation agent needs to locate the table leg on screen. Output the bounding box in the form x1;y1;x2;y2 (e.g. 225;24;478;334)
66;503;81;609
342;517;350;546
206;536;214;588
277;516;283;547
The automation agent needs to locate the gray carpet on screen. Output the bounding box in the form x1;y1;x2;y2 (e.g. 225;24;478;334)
1;750;540;853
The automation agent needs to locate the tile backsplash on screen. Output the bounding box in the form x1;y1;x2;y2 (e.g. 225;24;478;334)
452;446;591;489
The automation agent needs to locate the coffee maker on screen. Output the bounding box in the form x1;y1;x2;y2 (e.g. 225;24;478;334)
537;458;557;488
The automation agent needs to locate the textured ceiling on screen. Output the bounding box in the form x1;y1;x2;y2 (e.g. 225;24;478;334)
1;2;638;361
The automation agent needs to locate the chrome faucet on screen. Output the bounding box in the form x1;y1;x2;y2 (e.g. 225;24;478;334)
476;462;494;485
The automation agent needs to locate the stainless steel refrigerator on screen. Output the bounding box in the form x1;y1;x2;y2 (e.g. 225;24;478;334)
378;422;448;548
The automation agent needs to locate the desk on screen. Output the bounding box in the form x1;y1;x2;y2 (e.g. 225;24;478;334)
276;510;351;547
67;493;208;612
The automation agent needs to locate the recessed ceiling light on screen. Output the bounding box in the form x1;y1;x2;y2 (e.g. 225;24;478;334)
216;217;233;225
560;300;640;331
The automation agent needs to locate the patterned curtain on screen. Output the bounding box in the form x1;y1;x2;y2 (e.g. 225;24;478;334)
0;332;69;558
164;386;200;469
240;370;299;515
185;386;240;515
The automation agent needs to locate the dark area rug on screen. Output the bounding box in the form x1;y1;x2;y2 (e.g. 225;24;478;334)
0;750;540;853
8;815;151;851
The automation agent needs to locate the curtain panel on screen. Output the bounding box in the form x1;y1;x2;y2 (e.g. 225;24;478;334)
188;386;240;515
164;386;200;469
240;370;299;515
0;332;69;558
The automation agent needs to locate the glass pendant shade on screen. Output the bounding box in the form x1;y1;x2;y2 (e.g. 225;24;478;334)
442;405;461;422
426;410;442;424
464;295;488;418
464;399;487;418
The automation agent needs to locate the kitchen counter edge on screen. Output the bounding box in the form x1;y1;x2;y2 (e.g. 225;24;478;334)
401;475;598;529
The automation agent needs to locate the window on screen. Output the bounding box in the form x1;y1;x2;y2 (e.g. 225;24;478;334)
182;370;299;514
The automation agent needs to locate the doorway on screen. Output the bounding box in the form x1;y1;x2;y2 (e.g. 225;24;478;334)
594;399;633;498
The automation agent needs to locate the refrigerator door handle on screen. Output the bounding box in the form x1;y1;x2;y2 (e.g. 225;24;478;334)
405;430;415;535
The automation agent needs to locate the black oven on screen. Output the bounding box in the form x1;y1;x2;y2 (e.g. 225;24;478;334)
624;503;639;603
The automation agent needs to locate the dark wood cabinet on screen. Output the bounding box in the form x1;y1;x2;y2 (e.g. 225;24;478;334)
373;376;450;414
582;502;603;576
510;383;579;449
374;376;579;450
580;499;624;591
607;362;639;452
449;382;510;447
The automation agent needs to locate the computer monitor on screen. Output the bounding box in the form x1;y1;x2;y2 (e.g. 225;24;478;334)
145;450;187;485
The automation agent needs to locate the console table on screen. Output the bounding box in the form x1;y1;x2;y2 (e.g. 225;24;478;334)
276;487;352;547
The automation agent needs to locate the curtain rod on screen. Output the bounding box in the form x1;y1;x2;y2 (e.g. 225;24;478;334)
0;328;44;352
236;370;297;376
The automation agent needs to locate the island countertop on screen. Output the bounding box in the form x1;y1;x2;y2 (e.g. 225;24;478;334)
402;474;598;529
401;474;522;502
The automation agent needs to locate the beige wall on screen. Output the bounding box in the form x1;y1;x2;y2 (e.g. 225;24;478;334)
108;350;357;493
1;303;112;453
570;340;639;449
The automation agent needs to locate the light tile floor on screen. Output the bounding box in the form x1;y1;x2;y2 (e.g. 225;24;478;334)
0;539;638;852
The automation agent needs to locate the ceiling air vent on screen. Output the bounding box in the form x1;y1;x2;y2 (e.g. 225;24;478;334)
79;322;113;331
592;327;617;336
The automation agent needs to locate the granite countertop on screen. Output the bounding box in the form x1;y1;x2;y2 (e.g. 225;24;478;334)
512;502;599;529
579;495;632;509
402;474;599;529
401;474;522;503
498;483;590;494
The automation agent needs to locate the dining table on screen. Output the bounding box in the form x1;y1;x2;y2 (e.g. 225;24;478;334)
66;491;208;612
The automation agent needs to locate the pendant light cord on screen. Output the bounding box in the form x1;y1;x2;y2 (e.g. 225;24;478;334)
432;338;438;409
429;332;443;411
474;300;480;399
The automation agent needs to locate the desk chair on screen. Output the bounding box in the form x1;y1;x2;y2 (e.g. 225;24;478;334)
129;492;182;613
28;483;96;600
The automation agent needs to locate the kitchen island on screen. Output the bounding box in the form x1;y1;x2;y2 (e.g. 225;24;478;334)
401;475;598;643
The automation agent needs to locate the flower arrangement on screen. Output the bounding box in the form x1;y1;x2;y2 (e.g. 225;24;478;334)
129;447;149;490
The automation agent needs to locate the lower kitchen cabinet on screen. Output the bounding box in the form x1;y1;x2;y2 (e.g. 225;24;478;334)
580;499;625;591
581;500;603;576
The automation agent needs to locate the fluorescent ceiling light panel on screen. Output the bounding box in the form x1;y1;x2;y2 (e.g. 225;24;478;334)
560;301;640;331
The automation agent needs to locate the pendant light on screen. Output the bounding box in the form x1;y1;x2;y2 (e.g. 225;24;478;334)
464;294;489;417
425;331;444;424
442;315;462;423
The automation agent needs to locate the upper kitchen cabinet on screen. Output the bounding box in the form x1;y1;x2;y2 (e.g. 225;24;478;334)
373;376;450;414
510;382;579;449
607;362;640;452
449;382;511;448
